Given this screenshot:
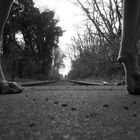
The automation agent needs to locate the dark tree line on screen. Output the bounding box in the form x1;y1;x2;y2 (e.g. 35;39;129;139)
2;0;63;80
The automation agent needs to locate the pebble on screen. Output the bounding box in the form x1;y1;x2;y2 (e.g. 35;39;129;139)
54;101;59;104
29;123;36;127
62;104;68;107
133;114;137;117
71;107;77;111
133;101;136;104
103;104;109;108
123;106;129;110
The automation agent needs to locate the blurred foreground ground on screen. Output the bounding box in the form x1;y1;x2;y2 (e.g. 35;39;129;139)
0;81;140;140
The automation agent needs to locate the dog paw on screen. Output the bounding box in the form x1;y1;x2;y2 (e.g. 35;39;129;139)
127;73;140;95
0;80;22;94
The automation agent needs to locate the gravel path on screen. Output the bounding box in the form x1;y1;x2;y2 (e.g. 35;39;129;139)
0;81;140;140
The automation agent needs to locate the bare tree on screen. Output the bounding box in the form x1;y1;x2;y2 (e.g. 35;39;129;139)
70;0;122;60
52;48;66;72
68;0;123;79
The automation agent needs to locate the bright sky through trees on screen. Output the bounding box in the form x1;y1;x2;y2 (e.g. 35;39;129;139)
34;0;83;76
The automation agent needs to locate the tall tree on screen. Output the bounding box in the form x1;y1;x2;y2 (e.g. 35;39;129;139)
3;0;63;79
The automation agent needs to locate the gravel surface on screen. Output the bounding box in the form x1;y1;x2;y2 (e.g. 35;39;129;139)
0;81;140;140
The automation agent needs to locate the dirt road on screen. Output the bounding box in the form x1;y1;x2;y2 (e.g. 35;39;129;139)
0;81;140;140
